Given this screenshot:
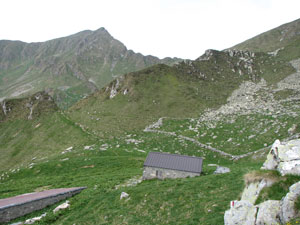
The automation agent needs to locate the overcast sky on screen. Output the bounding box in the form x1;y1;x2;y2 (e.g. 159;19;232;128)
1;0;299;59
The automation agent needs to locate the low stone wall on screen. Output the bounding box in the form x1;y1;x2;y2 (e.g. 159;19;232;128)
143;166;200;180
0;188;85;223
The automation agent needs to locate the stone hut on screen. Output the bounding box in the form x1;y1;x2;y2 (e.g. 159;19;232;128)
143;152;203;180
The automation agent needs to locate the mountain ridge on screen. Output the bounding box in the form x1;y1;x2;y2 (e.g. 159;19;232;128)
0;27;181;108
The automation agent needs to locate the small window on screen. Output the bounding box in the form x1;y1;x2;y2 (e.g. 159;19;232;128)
156;170;159;177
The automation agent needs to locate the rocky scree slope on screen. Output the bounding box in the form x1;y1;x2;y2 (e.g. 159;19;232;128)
0;28;181;108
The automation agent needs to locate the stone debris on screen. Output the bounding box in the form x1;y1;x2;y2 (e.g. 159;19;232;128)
125;139;144;145
84;145;93;150
115;176;143;189
144;117;164;131
53;200;70;213
60;158;69;161
62;146;73;154
120;192;129;200
99;143;109;151
214;166;230;174
24;213;47;224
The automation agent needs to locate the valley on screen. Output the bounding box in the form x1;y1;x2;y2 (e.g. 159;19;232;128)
0;18;300;224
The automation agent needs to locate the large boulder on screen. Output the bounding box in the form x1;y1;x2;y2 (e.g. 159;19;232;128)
224;200;257;225
256;200;281;225
214;166;230;174
280;181;300;223
262;139;300;176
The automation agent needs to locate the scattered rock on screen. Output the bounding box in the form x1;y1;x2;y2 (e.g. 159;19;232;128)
120;192;129;200
60;158;69;161
84;145;93;150
62;146;73;154
208;164;218;167
99;144;108;151
53;201;70;213
115;176;143;189
214;166;230;174
24;213;47;224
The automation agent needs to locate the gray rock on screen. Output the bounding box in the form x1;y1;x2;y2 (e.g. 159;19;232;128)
214;166;230;174
120;192;129;200
280;181;300;223
262;139;300;176
224;200;257;225
256;200;281;225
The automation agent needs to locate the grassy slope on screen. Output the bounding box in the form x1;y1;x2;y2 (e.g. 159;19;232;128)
0;93;97;172
0;129;264;225
232;18;300;52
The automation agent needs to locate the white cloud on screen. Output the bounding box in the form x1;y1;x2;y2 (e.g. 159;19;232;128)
0;0;299;59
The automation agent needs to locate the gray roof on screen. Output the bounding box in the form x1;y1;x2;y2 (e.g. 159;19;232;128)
144;152;203;173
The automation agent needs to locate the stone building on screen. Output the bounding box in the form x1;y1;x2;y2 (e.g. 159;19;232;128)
143;152;203;180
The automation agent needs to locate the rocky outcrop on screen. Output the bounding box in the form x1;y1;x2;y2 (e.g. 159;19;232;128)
280;182;300;223
224;201;257;225
225;139;300;225
256;200;281;225
262;139;300;176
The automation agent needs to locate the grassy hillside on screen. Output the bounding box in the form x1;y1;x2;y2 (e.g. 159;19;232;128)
1;128;265;225
0;92;97;172
232;18;300;53
1;19;300;224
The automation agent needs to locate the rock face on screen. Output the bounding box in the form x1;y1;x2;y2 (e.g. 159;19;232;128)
224;200;257;225
280;181;300;223
256;200;281;225
262;139;300;176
